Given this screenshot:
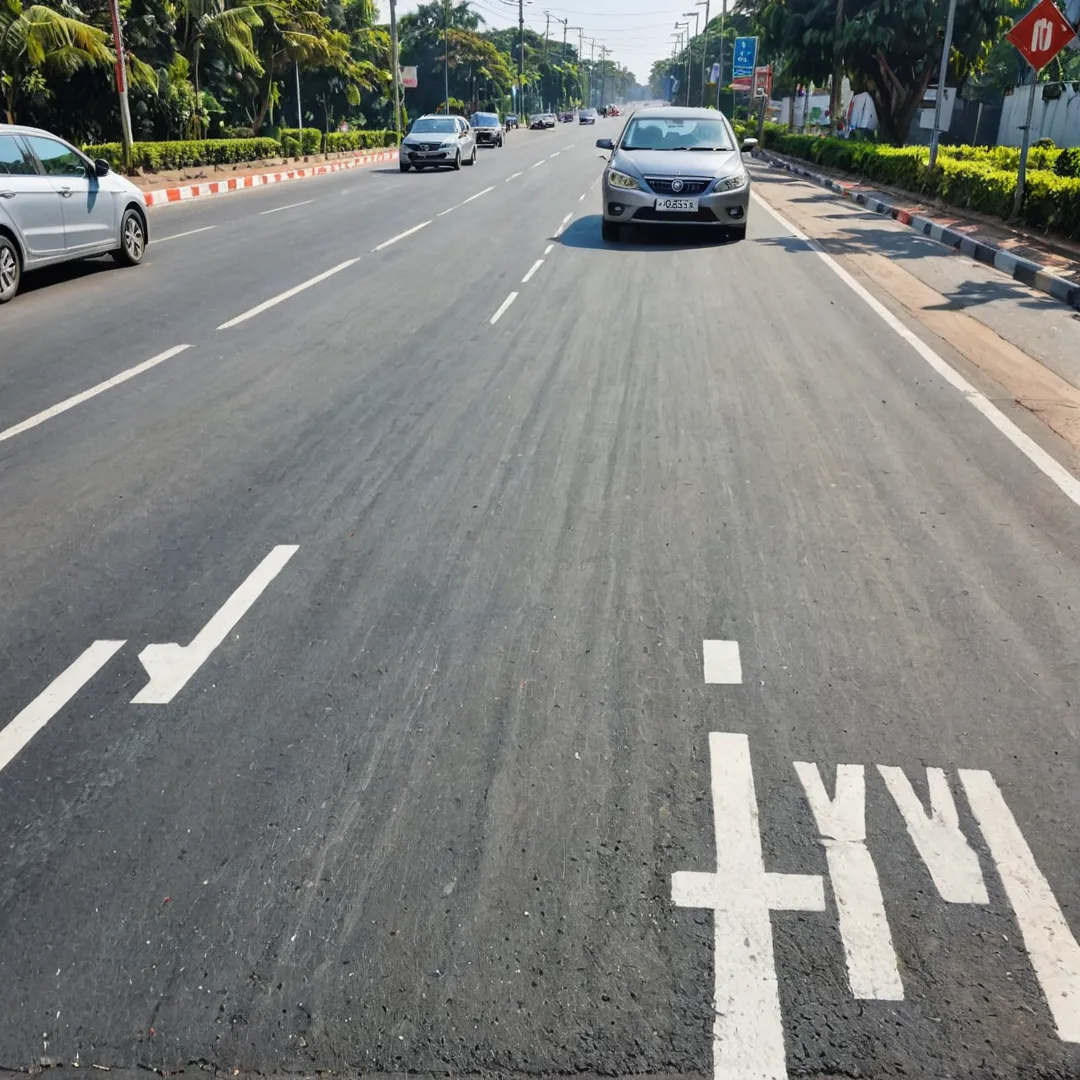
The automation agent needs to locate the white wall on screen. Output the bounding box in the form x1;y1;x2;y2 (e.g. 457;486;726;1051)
997;83;1080;148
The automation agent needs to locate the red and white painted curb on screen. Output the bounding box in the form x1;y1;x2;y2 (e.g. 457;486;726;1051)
142;148;399;208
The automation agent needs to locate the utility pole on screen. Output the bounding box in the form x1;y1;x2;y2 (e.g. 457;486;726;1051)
518;0;525;117
682;11;699;106
542;10;550;63
443;0;450;114
599;44;608;110
927;0;959;169
589;38;596;106
716;0;726;110
697;0;710;107
559;16;569;60
106;0;133;171
828;0;844;135
675;21;690;106
389;0;402;139
295;61;303;133
570;26;583;104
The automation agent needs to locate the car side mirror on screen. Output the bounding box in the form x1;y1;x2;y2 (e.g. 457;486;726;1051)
94;158;110;177
741;138;758;153
595;138;614;151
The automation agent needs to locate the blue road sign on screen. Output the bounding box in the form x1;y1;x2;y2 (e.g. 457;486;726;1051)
732;36;758;79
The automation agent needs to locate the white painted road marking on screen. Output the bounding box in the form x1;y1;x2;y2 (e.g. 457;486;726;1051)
260;199;314;215
506;171;524;182
673;732;826;1080
703;639;742;684
151;226;217;244
550;151;561;158
463;186;495;204
544;243;554;255
879;766;988;904
0;345;192;446
0;641;126;773
960;768;1080;1043
490;292;519;325
530;159;546;169
795;762;904;1000
131;545;298;704
751;191;1080;511
217;261;358;330
521;259;543;283
373;220;432;252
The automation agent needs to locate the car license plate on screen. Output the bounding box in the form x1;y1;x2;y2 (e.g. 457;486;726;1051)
655;197;698;212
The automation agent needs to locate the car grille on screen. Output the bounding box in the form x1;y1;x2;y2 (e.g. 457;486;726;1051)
631;206;720;223
645;177;711;195
416;142;441;152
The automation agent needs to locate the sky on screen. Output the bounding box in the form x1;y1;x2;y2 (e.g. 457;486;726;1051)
377;0;701;86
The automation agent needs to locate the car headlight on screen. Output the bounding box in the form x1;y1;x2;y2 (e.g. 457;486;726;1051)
608;168;640;191
441;138;458;147
714;168;748;192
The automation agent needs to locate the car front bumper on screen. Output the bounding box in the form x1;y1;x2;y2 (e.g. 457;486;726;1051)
601;177;750;227
475;131;501;144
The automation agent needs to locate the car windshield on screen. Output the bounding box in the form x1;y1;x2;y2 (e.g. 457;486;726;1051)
620;117;734;151
411;118;457;134
472;114;499;127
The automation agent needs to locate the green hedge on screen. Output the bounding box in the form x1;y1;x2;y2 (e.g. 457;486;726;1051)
760;131;1080;241
278;127;323;156
85;137;283;171
325;128;398;152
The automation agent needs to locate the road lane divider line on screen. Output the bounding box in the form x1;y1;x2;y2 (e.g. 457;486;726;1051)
550;151;561;158
437;205;458;216
490;292;519;325
217;261;358;329
372;220;432;252
703;640;742;684
554;212;574;239
506;171;524;182
522;259;544;284
132;545;298;704
579;192;586;201
463;186;495;204
260;199;314;215
152;226;217;244
960;769;1080;1042
544;243;554;255
751;191;1080;511
530;160;546;169
0;641;126;773
0;345;192;446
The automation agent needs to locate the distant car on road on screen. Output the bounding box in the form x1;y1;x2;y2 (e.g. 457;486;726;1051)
542;113;557;128
0;123;147;304
470;112;504;148
596;106;757;243
559;111;575;123
504;114;520;129
399;115;477;171
579;108;598;125
529;114;546;130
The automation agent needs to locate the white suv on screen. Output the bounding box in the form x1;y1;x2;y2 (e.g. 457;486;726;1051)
399;115;477;172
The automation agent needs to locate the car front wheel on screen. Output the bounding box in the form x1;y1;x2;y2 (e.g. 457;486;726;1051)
0;235;21;303
113;207;146;266
452;150;462;171
463;147;476;166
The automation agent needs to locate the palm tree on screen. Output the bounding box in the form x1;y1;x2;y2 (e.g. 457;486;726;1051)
0;0;113;123
180;0;263;137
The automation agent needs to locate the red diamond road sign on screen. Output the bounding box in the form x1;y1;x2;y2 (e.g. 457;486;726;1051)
1006;0;1078;70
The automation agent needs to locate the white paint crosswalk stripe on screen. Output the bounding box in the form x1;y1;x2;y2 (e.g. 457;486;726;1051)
703;639;742;684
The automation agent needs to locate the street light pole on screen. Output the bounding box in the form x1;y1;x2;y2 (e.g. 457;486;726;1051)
389;0;401;139
927;0;959;169
443;0;450;113
518;0;525;116
682;12;699;106
697;0;710;107
106;0;133;171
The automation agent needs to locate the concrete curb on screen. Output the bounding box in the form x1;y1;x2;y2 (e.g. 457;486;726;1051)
142;148;399;208
755;149;1080;313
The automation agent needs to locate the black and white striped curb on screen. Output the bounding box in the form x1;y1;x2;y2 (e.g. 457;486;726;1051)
754;149;1080;313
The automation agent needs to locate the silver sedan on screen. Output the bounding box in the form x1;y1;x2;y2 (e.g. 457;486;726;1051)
0;123;148;303
596;107;757;243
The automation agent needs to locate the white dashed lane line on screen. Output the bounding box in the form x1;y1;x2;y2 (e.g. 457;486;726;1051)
490;292;519;325
462;186;494;204
506;171;524;182
217;260;358;329
530;160;546;169
151;226;218;245
372;220;432;252
260;199;314;215
521;259;544;284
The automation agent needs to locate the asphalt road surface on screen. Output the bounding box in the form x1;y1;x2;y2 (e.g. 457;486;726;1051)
3;119;1080;1080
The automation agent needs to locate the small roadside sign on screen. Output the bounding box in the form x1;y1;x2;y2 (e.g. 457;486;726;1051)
709;62;721;84
400;65;418;89
732;36;758;79
1006;0;1077;70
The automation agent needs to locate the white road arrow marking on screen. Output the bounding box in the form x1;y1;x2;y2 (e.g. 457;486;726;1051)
131;545;298;704
0;640;125;773
673;732;825;1080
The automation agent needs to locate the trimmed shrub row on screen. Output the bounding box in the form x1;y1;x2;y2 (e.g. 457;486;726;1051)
84;132;397;172
760;131;1080;241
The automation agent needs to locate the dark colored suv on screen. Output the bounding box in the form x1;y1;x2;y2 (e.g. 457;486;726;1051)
470;112;504;148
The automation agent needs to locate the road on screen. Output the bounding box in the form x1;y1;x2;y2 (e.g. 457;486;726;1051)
2;118;1080;1080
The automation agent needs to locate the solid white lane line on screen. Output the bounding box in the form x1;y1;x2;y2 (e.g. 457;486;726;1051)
437;205;458;216
544;243;554;255
0;641;126;773
217;260;358;330
751;192;1080;510
703;639;742;684
132;545;298;705
490;292;519;325
372;220;432;252
522;259;544;283
463;185;495;204
152;225;217;244
505;171;524;182
961;769;1080;1042
0;345;192;445
260;199;314;215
